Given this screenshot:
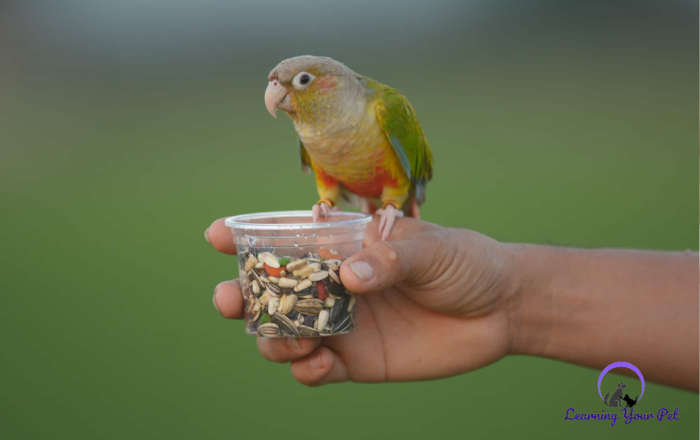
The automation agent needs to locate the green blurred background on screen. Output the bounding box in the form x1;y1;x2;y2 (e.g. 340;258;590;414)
1;1;697;439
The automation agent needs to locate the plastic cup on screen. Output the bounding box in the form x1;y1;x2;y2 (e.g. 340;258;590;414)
225;211;372;338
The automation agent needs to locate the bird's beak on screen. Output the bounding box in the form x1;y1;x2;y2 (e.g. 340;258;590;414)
265;79;291;118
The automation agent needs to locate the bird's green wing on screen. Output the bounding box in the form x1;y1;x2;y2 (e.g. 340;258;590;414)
298;137;312;175
374;87;433;185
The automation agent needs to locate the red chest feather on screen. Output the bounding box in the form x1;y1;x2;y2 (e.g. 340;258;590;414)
339;168;397;198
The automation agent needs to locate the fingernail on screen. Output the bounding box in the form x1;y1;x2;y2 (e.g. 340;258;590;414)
309;352;323;369
287;338;301;349
204;227;211;244
349;261;373;282
213;286;221;314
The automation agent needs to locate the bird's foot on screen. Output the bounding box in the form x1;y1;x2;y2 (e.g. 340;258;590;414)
375;203;404;241
312;200;338;222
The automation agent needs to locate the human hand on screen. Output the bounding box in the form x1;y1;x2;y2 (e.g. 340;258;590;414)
206;216;520;386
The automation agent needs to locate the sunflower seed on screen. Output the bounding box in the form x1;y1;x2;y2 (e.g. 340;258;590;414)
308;263;322;272
294;279;312;292
285;259;308;271
347;293;356;313
293;266;314;279
257;323;280;337
268;297;280;315
251;280;260;294
294;299;325;315
296;290;313;299
328;269;341;284
332;313;352;333
308;270;328;282
331;295;347;323
250;270;263;284
280;294;298;314
298;325;320;337
278;278;298;288
245;255;259;272
316;309;329;332
273;313;300;337
267;283;282;295
245;298;255;314
324;259;342;269
259;252;279;268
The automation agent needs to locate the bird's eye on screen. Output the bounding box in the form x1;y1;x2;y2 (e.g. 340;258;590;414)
292;71;315;89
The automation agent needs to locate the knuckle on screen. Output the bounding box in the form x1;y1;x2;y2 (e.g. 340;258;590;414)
371;241;415;281
264;349;288;363
391;217;439;240
291;368;322;387
258;340;289;363
374;241;400;263
261;339;317;364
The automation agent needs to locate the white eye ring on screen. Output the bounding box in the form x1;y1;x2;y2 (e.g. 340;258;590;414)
292;71;315;89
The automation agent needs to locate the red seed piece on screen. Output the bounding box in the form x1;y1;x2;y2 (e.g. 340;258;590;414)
317;282;329;300
264;263;284;277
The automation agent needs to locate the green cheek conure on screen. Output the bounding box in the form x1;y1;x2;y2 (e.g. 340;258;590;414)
264;55;433;240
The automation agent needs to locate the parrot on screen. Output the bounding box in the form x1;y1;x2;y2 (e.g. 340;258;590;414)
264;55;433;240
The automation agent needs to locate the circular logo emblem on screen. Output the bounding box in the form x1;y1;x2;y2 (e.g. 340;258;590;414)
598;361;645;402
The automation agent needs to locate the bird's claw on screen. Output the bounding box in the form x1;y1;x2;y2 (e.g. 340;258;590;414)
312;202;334;222
376;204;404;240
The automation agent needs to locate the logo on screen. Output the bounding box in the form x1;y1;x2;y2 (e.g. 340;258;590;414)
564;362;680;427
599;361;644;409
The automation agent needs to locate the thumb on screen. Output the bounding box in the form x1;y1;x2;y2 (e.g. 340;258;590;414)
339;239;426;294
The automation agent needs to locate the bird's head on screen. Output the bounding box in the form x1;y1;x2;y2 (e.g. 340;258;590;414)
264;55;358;123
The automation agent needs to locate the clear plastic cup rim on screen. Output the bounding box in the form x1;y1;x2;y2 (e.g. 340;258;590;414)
225;211;372;231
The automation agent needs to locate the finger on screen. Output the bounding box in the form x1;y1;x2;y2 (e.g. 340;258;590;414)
363;216;434;246
213;279;244;319
341;238;432;294
290;347;350;386
205;218;237;255
257;337;321;363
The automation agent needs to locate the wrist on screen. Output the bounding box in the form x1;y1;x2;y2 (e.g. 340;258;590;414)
502;243;558;357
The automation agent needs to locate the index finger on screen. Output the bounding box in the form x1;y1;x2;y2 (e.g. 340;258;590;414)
362;216;437;246
205;218;237;255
